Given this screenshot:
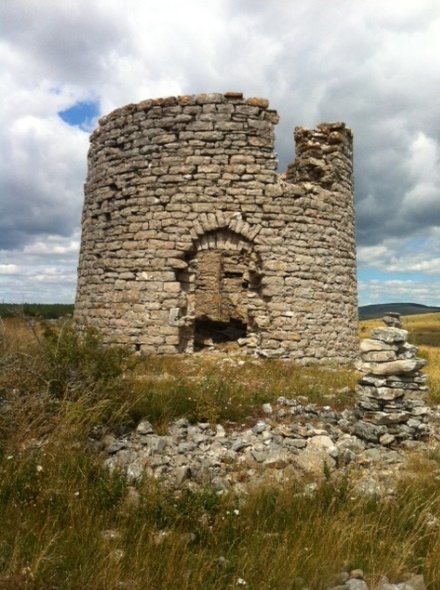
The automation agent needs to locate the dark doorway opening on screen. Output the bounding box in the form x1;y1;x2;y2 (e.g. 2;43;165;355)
194;317;247;350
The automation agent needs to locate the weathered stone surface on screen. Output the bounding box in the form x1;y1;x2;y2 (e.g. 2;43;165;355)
308;434;338;458
397;342;418;359
359;359;426;376
355;315;430;444
361;350;397;363
363;411;410;425
354;420;387;442
293;446;336;476
402;574;427;590
360;339;398;353
327;573;427;590
136;420;154;435
75;93;358;363
357;385;404;401
370;327;408;343
379;433;395;446
349;570;365;580
383;312;404;328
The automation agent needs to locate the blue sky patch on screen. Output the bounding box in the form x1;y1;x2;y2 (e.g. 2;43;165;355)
58;100;99;131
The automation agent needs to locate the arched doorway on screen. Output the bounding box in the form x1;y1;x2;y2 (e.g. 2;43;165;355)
176;229;265;352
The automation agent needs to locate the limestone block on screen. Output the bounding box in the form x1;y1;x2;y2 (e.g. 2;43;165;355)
357;385;404;401
360;339;398;352
245;97;269;108
370;327;408;343
397;342;418;359
361;350;397;363
363;411;410;425
375;387;406;400
359;359;427;376
410;406;430;416
357;397;381;411
293;446;336;477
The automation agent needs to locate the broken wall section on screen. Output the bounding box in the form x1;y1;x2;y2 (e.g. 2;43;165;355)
261;122;358;361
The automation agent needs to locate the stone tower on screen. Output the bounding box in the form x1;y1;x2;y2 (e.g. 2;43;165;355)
75;92;358;362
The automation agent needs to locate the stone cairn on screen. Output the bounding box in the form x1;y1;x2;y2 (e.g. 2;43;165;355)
355;313;430;445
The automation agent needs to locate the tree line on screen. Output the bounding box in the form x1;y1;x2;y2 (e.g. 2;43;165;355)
0;303;74;319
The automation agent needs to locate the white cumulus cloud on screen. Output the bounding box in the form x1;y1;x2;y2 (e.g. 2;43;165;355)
0;0;439;305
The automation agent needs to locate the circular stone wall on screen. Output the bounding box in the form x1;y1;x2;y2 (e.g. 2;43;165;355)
75;92;358;363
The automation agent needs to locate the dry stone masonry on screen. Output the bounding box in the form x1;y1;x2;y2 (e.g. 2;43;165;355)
75;92;358;362
355;313;430;444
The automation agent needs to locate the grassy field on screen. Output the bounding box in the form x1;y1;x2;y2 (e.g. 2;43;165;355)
0;315;439;589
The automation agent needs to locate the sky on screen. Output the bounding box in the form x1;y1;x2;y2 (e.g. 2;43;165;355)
1;0;439;307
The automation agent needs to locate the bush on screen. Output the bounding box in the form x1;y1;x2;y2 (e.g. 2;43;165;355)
40;322;130;400
0;318;130;400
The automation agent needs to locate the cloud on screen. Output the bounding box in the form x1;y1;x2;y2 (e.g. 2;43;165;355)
0;0;439;304
358;277;440;306
23;238;80;257
0;233;80;304
0;112;87;249
0;0;127;88
358;230;440;275
0;264;19;275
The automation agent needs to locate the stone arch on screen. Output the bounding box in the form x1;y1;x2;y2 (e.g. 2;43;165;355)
189;211;263;244
175;228;266;353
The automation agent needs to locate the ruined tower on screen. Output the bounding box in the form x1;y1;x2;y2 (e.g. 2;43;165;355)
74;92;358;362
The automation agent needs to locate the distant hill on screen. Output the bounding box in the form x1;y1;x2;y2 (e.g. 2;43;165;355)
359;302;440;320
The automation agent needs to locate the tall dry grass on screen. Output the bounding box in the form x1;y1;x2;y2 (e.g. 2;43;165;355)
0;315;439;588
1;440;440;589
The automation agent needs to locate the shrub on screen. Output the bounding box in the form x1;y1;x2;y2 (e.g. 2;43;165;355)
40;322;130;400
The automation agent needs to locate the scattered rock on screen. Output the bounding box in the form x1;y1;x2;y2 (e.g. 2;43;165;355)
136;420;154;435
326;573;426;590
349;569;364;580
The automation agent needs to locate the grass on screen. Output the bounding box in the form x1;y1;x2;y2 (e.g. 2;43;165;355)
1;440;440;589
125;354;357;431
0;315;439;589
